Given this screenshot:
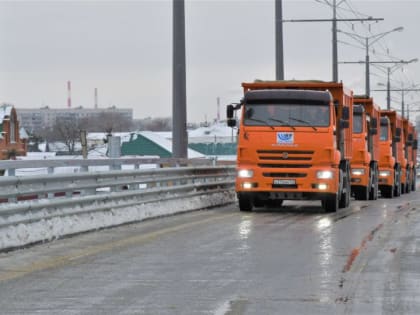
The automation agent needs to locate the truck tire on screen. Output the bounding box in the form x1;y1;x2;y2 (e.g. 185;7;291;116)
323;194;339;212
394;168;401;197
339;170;350;208
394;182;401;197
238;193;253;211
369;175;378;200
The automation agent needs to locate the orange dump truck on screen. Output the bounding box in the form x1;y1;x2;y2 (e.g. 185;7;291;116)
226;81;353;212
378;110;403;197
350;96;380;200
403;118;417;192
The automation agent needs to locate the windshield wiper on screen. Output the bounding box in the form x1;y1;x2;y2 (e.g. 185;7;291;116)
288;117;317;131
268;118;296;130
245;117;274;130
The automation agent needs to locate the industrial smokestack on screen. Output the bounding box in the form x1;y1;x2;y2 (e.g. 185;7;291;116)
94;88;98;109
67;81;72;108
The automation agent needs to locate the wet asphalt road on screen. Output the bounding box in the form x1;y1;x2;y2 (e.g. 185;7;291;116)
0;192;420;314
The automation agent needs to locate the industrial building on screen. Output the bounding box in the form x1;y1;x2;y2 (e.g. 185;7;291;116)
17;107;133;132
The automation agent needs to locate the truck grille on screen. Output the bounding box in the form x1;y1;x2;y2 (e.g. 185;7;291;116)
257;150;314;169
263;172;307;178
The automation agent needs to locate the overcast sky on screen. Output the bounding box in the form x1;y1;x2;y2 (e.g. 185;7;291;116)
0;0;419;123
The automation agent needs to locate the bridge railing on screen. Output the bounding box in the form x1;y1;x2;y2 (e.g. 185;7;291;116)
0;158;237;251
0;157;215;176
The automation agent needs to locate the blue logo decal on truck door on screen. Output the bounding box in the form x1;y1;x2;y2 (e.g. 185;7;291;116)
277;132;294;144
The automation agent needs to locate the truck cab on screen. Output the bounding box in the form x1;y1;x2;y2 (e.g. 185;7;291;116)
403;120;418;192
227;81;353;212
378;111;402;198
350;97;380;200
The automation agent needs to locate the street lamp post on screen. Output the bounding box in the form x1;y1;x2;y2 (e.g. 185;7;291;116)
406;101;420;121
385;59;418;109
386;67;391;108
374;83;420;119
275;0;284;80
338;27;404;96
283;4;382;82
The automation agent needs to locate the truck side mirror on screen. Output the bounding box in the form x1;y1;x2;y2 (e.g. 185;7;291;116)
342;107;350;120
226;105;234;119
227;119;236;127
408;133;414;141
396;127;402;137
339;119;349;129
370;128;377;135
414;139;418;150
394;136;401;143
370;118;378;128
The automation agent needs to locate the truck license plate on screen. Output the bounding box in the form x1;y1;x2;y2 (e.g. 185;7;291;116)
273;179;296;185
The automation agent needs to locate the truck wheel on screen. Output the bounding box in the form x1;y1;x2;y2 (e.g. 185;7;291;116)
369;176;378;200
238;194;253;212
323;194;338;212
339;175;350;208
394;183;401;197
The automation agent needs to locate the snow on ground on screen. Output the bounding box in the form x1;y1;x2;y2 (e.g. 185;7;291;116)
188;121;233;137
0;190;236;250
0;124;237;250
188;121;237;144
139;131;204;158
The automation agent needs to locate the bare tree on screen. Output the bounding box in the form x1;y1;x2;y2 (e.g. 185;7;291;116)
85;112;133;133
49;117;83;154
133;117;172;131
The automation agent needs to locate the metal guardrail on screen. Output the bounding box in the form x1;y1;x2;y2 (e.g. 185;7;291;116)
0;165;234;202
0;157;216;176
0;159;236;250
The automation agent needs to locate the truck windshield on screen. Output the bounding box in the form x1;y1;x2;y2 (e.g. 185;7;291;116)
380;125;389;141
353;114;363;134
243;104;330;127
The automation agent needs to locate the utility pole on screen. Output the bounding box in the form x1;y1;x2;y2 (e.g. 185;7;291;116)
283;1;382;82
404;101;420;121
372;86;420;118
172;0;188;158
339;58;417;108
332;0;338;82
338;27;404;96
365;38;370;96
275;0;284;80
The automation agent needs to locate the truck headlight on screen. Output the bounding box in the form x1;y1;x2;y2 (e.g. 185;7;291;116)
351;168;365;176
316;170;333;179
379;170;391;177
238;169;254;178
243;182;253;189
318;183;329;190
